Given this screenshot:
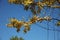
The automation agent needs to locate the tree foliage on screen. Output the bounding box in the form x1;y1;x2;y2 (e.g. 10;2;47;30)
7;0;60;33
56;21;60;26
10;36;24;40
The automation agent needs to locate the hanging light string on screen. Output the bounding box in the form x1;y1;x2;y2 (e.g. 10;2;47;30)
52;11;56;40
47;2;50;40
46;21;49;40
49;5;55;40
56;8;60;40
53;20;55;40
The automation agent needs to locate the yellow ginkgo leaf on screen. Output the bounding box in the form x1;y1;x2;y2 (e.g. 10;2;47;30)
37;17;44;22
16;28;20;32
8;0;16;3
24;22;31;31
56;21;60;26
6;24;13;28
23;29;27;33
14;21;23;29
44;16;51;21
30;15;38;23
10;18;18;24
22;0;33;6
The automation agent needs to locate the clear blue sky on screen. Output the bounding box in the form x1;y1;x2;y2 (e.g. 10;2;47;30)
0;0;60;40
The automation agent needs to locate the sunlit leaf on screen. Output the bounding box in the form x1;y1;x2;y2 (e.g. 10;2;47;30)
56;21;60;26
10;36;24;40
44;16;51;21
23;29;27;33
6;24;13;28
22;0;33;6
30;15;38;23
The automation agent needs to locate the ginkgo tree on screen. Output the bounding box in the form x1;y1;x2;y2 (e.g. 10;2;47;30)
7;0;60;33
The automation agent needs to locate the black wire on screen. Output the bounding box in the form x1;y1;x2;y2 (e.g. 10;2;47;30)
35;23;60;32
52;18;60;21
35;23;49;30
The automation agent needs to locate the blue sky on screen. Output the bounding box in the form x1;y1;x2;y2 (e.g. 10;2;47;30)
0;0;60;40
